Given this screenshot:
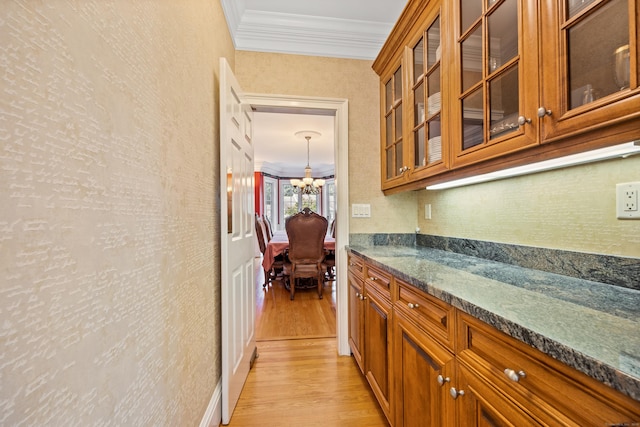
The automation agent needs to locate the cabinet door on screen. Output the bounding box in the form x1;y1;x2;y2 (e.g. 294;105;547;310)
393;311;455;427
348;271;365;373
451;0;539;168
380;62;408;190
364;287;392;422
407;2;451;181
456;363;545;426
539;0;640;143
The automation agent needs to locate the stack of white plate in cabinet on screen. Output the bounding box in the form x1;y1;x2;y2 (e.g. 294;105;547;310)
428;136;441;163
427;92;441;116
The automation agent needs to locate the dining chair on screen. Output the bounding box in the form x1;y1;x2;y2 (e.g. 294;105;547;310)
262;215;274;241
283;207;328;300
255;214;283;287
324;219;336;281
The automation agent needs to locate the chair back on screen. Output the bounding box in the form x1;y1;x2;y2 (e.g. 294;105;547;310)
285;208;328;264
255;214;268;255
262;215;274;241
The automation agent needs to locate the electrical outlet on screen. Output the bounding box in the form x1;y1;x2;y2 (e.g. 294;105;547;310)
616;182;640;219
424;204;432;220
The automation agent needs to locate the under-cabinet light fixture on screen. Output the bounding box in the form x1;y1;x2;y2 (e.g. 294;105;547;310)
426;141;640;190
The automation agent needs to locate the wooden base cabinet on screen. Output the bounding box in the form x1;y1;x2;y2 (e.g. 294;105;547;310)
348;254;394;424
393;310;455;427
348;255;365;372
456;362;544;427
456;311;640;427
347;251;640;427
364;285;392;422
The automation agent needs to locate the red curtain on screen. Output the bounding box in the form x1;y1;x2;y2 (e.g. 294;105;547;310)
254;172;263;215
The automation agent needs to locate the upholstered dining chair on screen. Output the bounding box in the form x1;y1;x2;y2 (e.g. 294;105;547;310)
262;215;274;241
283;207;328;300
255;214;283;287
324;218;336;281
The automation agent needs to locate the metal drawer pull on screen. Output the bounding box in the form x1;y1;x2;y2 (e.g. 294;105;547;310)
368;276;378;281
449;387;465;399
437;375;450;386
407;302;420;309
504;368;526;382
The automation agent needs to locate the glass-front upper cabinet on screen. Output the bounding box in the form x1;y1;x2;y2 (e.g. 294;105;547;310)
451;0;539;168
409;9;450;181
539;0;639;143
381;64;406;189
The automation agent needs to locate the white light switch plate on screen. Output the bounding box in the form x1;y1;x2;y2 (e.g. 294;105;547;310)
351;203;371;218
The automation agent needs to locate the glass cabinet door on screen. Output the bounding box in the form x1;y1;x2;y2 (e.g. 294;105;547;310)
382;65;405;187
567;0;629;109
412;15;445;175
453;0;538;167
540;0;639;143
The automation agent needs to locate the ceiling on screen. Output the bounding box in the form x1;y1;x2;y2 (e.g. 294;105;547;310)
221;0;407;176
221;0;407;60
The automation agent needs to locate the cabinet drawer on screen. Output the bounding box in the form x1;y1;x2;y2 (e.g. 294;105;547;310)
364;264;392;300
396;279;455;351
456;311;640;426
348;254;364;280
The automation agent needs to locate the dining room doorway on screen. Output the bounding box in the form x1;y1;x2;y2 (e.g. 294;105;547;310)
246;93;350;356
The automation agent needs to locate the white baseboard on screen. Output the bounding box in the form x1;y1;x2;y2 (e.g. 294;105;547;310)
199;380;222;427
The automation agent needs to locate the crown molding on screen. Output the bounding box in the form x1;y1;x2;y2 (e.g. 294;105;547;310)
220;0;245;37
230;9;393;60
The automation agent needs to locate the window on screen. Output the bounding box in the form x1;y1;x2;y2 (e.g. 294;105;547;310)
280;181;322;225
263;175;277;230
322;179;336;225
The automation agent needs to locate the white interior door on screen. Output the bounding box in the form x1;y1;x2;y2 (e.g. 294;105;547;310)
220;57;256;425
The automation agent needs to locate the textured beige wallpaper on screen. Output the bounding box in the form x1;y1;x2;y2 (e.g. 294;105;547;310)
235;51;418;234
0;1;233;425
418;156;640;257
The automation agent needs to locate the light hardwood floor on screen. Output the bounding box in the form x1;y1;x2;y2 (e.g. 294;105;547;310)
223;259;388;426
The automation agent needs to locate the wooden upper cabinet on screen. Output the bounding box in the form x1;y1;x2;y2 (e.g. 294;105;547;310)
380;62;407;190
407;5;451;182
373;0;640;194
450;0;539;168
375;0;447;192
539;0;640;144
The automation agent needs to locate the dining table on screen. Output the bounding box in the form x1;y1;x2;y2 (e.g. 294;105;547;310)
262;230;335;272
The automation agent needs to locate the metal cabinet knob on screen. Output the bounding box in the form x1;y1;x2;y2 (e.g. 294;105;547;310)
407;302;420;309
449;387;465;399
369;277;378;281
504;368;526;382
517;115;532;126
537;107;552;117
437;375;450;386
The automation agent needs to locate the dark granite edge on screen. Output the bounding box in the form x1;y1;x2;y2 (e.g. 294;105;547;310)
347;246;640;402
349;233;640;291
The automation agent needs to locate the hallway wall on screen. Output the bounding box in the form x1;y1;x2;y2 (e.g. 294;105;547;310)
0;1;233;424
235;51;419;234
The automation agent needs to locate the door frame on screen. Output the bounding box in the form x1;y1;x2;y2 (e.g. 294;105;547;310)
245;93;350;355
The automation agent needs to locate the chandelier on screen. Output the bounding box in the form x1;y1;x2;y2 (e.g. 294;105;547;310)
290;131;325;195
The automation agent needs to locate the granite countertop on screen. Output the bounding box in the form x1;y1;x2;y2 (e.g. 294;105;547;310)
347;244;640;402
